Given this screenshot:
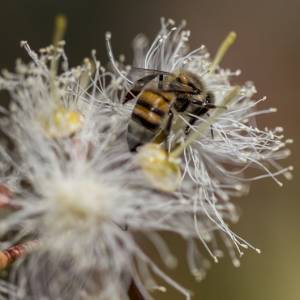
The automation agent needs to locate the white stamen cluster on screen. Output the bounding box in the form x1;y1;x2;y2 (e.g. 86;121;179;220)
0;18;291;300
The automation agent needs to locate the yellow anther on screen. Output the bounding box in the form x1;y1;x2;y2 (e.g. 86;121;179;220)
42;106;84;138
137;143;181;192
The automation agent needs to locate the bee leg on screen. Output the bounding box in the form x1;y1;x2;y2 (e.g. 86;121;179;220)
210;125;214;139
158;74;164;89
123;90;138;104
185;124;192;135
122;223;129;231
163;109;174;151
205;104;216;109
205;103;228;110
113;221;128;231
128;280;145;300
206;112;215;139
185;116;197;135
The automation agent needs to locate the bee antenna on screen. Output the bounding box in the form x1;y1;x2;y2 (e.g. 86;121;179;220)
105;32;133;85
209;31;237;74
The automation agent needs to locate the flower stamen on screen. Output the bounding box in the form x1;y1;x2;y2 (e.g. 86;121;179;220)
209;31;237;74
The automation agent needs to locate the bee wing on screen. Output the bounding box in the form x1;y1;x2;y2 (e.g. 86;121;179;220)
124;68;173;103
127;67;172;82
124;68;196;103
129;68;196;93
123;73;158;103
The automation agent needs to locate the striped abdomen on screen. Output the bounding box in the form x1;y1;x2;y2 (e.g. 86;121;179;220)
127;90;173;151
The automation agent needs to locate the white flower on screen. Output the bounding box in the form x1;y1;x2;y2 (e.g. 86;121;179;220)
0;18;292;300
0;41;204;300
106;18;292;265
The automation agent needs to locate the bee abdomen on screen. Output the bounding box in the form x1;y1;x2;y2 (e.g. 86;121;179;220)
127;121;155;151
131;91;169;131
139;91;170;113
136;99;165;117
132;104;162;130
127;91;169;151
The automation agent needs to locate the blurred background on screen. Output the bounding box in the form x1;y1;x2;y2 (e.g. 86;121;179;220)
0;0;299;299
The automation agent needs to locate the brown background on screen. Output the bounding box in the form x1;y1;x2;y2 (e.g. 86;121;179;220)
0;1;299;299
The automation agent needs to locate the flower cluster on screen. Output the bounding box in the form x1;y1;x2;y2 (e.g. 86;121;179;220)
0;18;292;300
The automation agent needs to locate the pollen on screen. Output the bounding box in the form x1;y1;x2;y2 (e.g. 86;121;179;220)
137;143;181;192
42;106;84;138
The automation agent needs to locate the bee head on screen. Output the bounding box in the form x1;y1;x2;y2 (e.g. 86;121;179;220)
176;71;205;95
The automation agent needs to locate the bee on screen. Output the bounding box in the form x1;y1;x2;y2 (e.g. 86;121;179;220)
124;68;218;152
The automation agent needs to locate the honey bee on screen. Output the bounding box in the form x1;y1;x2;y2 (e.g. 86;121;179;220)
125;68;218;152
